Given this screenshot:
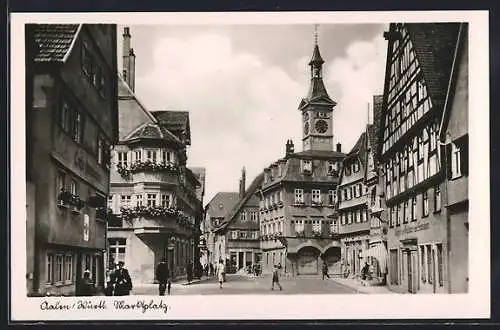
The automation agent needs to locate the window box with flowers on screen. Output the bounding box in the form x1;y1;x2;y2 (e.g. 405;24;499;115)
71;196;85;214
328;231;339;239
119;205;184;221
294;230;305;238
311;201;323;207
117;160;181;178
95;207;112;221
312;230;322;239
57;190;73;209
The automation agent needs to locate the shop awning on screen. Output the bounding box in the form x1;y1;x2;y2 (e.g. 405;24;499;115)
361;244;388;273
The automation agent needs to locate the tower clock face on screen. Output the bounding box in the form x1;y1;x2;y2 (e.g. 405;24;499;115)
304;122;310;135
315;119;328;133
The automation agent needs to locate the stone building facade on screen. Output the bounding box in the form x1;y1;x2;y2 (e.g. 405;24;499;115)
439;23;469;293
202;192;239;266
213;170;263;273
378;23;465;293
107;27;203;284
258;39;345;276
26;24;118;295
337;130;371;276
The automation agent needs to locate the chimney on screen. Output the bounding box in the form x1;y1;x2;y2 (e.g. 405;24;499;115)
122;27;136;92
286;139;295;156
129;48;136;92
239;167;246;197
336;143;342;153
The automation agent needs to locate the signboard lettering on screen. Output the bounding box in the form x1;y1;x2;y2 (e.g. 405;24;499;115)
395;222;430;236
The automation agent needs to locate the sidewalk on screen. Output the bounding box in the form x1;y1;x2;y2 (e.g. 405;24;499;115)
330;277;393;294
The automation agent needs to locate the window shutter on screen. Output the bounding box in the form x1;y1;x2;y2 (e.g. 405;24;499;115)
445;144;452;180
459;136;469;176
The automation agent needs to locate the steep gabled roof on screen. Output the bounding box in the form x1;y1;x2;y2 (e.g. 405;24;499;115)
189;167;206;202
205;192;239;219
215;173;264;233
32;24;81;63
406;23;460;109
151;111;191;145
122;122;182;145
377;23;460;158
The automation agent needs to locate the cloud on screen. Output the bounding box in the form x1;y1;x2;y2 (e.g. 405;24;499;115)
135;32;305;202
325;34;387;152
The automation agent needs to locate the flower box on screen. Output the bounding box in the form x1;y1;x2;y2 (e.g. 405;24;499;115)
57;190;72;208
294;231;305;238
312;231;322;238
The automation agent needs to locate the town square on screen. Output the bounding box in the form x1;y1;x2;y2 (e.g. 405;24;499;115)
24;20;469;298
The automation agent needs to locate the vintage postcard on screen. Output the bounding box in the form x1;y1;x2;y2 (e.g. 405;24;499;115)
10;10;490;321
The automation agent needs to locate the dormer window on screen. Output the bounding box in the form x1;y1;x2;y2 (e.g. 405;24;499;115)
302;160;312;174
353;161;360;173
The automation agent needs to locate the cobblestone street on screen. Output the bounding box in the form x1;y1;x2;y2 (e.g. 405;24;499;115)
130;274;364;295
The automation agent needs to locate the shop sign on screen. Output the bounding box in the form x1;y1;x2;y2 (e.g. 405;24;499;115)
395;222;430;236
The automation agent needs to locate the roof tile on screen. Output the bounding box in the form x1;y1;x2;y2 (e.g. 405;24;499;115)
32;24;80;62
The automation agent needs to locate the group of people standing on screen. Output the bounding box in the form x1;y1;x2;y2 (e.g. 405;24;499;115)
104;261;133;296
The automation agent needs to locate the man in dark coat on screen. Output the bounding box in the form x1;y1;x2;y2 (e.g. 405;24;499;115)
113;261;132;296
156;258;171;296
77;270;94;296
322;261;330;280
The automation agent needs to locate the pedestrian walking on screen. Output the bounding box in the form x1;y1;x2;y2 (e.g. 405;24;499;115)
322;262;330;280
271;264;283;291
77;270;94;296
216;259;225;289
186;260;193;284
156;258;171;296
113;261;133;296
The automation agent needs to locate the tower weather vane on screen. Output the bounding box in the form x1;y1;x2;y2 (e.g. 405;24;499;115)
314;24;319;45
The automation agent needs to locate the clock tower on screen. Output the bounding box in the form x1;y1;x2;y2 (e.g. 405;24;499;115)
298;26;336;152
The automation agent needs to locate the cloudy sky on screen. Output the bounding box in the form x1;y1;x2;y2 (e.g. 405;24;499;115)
118;24;388;204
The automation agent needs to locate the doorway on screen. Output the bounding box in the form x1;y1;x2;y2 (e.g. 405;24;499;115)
405;248;418;293
238;252;244;270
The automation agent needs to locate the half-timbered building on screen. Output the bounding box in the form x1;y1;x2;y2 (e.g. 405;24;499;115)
378;23;463;293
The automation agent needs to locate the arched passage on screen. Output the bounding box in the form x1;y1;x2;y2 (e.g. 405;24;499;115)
296;246;322;275
322;246;342;274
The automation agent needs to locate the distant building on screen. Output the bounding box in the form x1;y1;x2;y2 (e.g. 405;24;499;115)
337;129;371;276
26;24;118;295
213;170;263;273
202;192;239;266
189;167;207;271
258;38;345;275
107;27;202;283
378;23;465;293
362;95;389;280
